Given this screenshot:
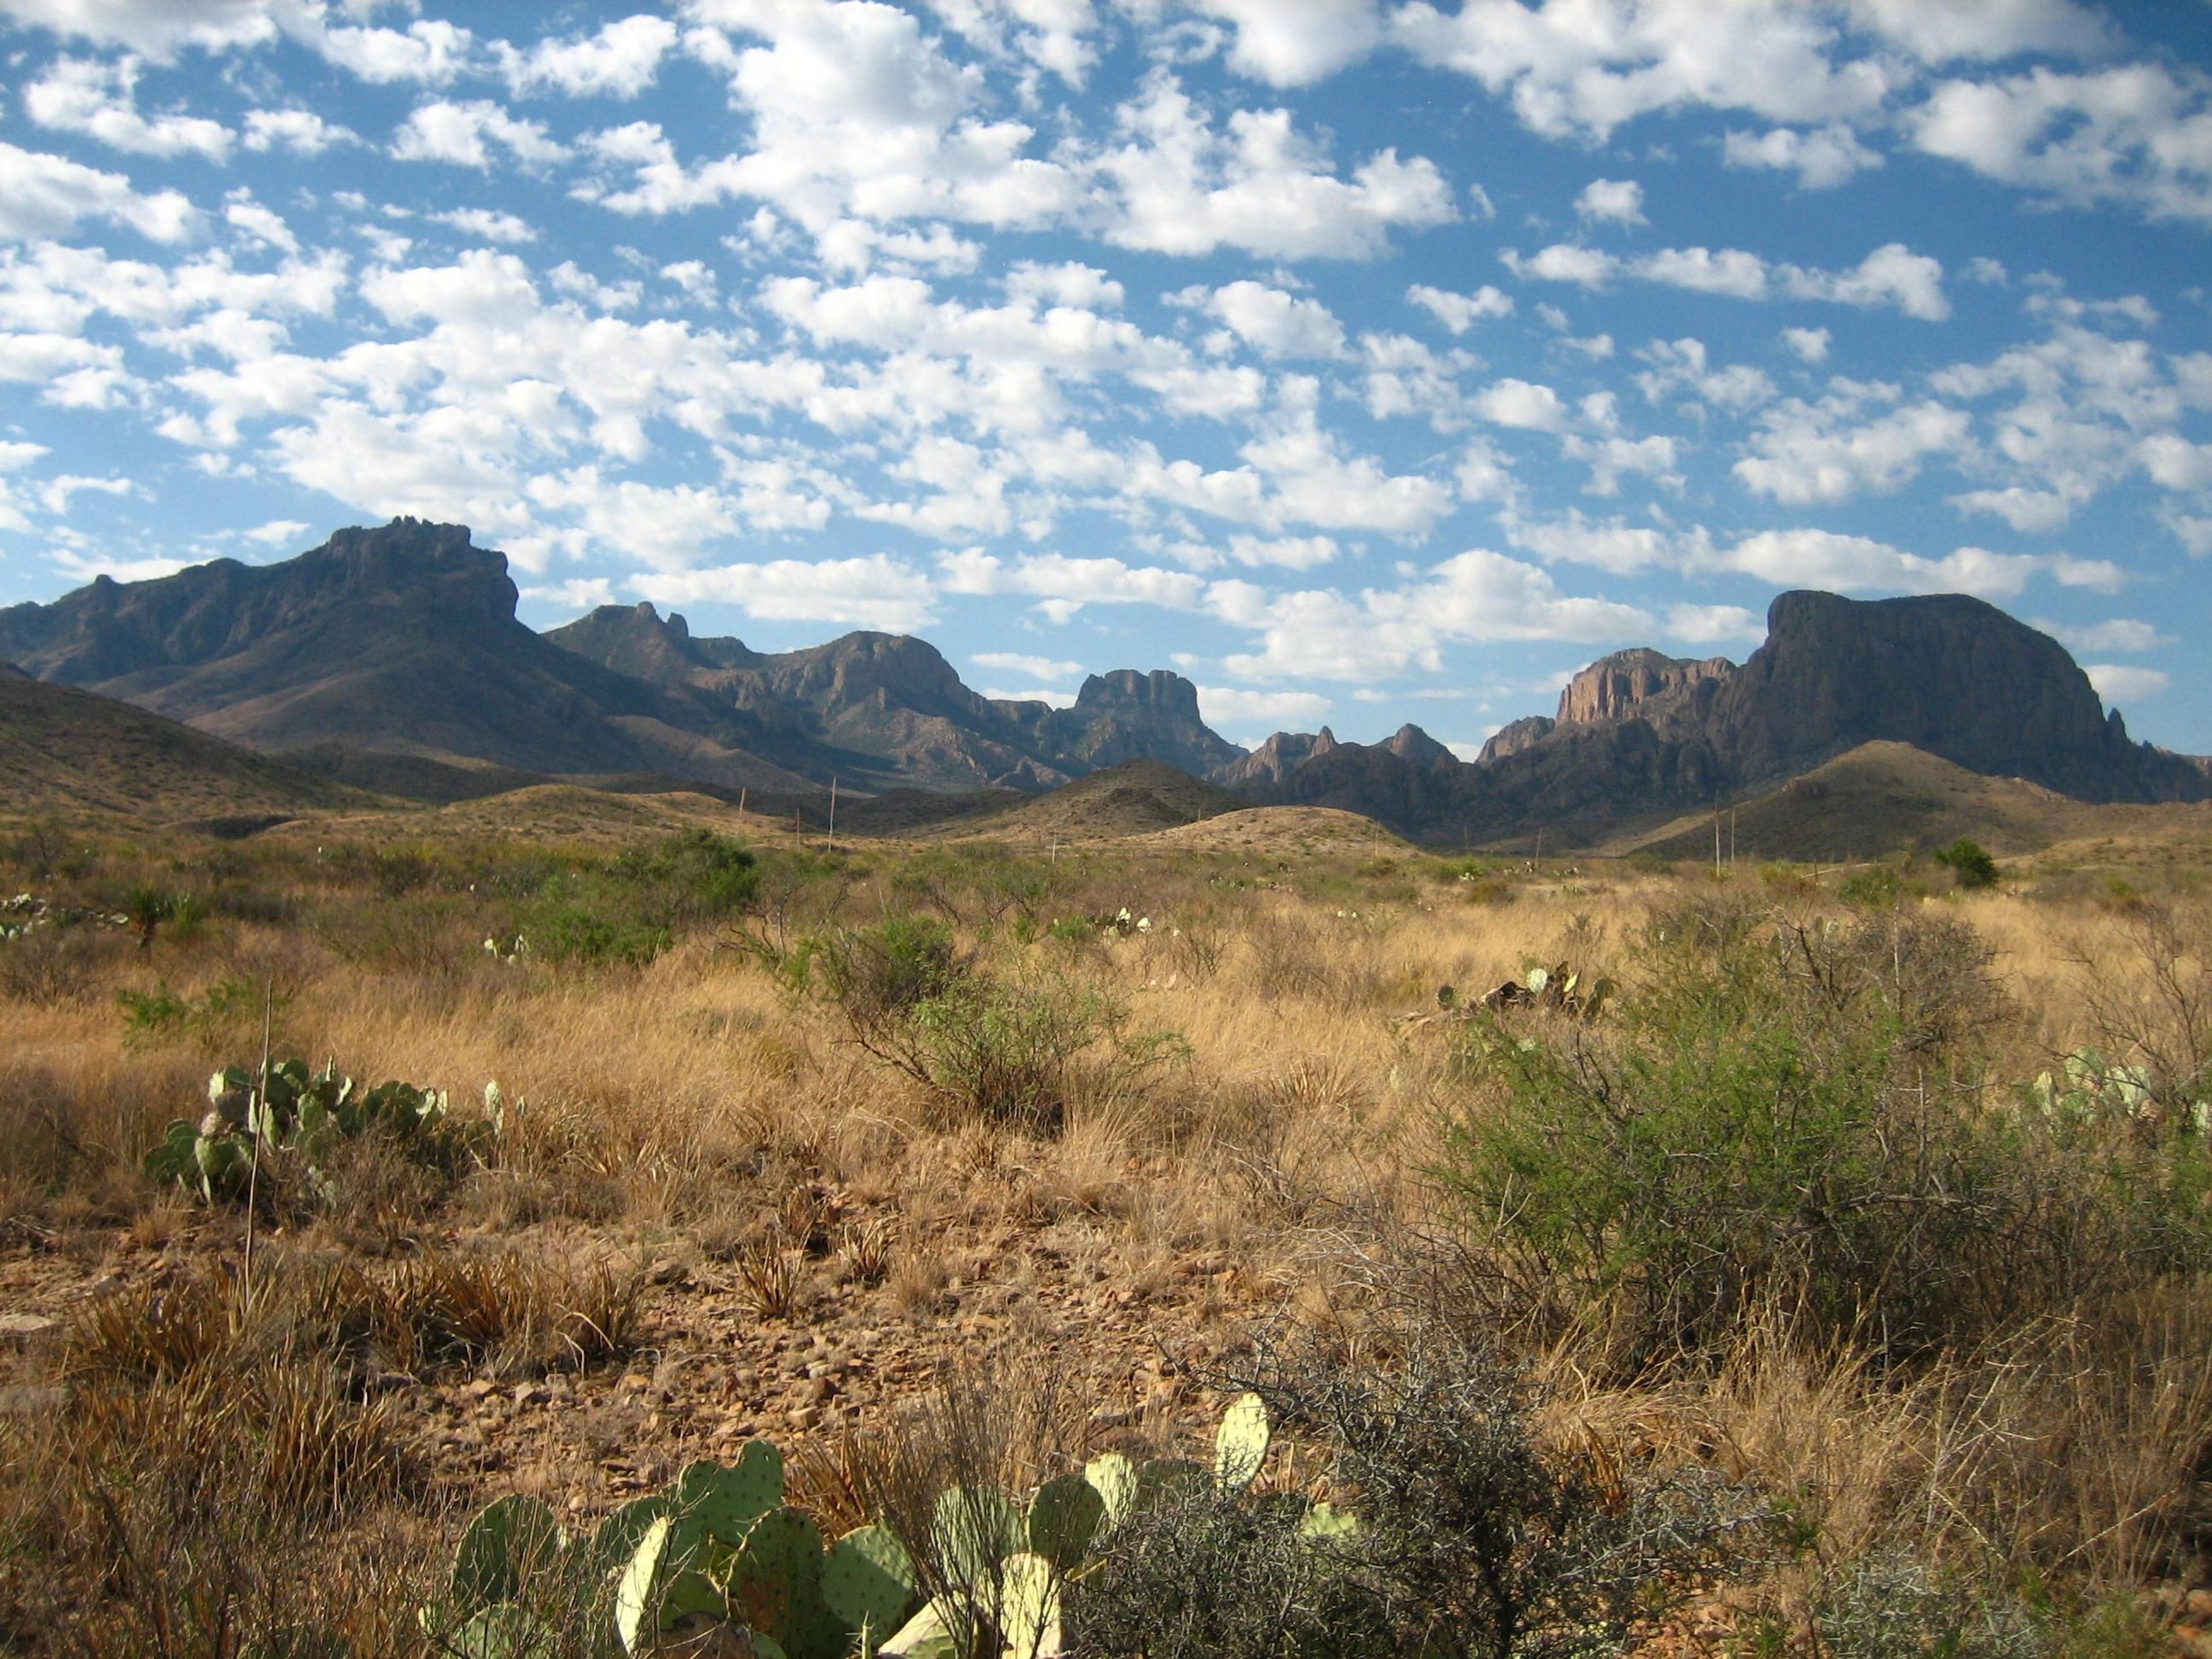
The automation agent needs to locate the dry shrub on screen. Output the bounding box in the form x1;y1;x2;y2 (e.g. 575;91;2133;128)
0;925;120;1006
1243;908;1387;1007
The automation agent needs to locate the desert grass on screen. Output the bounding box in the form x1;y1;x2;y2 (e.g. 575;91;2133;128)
0;819;2206;1652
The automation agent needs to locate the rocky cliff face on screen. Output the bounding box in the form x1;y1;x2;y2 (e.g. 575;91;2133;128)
547;601;1240;792
1701;590;2181;801
1555;648;1735;726
1212;727;1338;789
1478;715;1554;764
1231;590;2206;840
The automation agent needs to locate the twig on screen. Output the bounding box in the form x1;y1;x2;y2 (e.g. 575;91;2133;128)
241;976;272;1307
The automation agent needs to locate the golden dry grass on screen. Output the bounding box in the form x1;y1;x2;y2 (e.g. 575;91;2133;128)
0;811;2207;1653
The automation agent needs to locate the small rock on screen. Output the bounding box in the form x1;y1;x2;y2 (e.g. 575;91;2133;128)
0;1313;55;1338
0;1384;65;1414
1088;1406;1134;1431
513;1382;541;1408
464;1379;496;1400
787;1404;821;1432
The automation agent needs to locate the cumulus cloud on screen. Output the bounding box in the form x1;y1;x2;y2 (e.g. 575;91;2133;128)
1222;547;1650;681
973;650;1082;679
1179;0;1381;86
242;108;358;154
25;55;232;160
1202;279;1347;358
1735;389;1972;503
637;554;938;631
1722;124;1882;190
392;100;570;169
1096;74;1455;259
1912;65;2212;225
1504;240;1948;319
1407;282;1511;333
2084;663;2170;704
499;14;678;99
1197;684;1332;725
1575;177;1645;224
0;140;198;241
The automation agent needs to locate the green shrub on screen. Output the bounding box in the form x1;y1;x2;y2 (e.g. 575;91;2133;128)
798;916;1182;1130
1440;902;2212;1368
532;903;670;968
1936;838;2001;889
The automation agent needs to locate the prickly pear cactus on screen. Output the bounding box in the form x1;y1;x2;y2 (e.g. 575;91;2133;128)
821;1523;919;1654
1082;1452;1137;1528
670;1441;785;1560
452;1494;565;1612
1213;1392;1270;1491
725;1507;831;1659
615;1514;673;1656
996;1552;1059;1659
1025;1474;1105;1572
930;1486;1024;1590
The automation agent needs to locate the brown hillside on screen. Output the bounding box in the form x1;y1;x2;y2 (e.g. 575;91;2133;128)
1613;740;2203;863
921;758;1245;844
1;671;360;823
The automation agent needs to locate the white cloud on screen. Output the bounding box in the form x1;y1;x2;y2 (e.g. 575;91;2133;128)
1725;528;2070;599
24;55;233;161
243;517;308;547
940;547;1207;620
1735;390;1971;503
1407;282;1511;333
1948;485;2078;533
392;99;570;169
500;14;679;99
1197;684;1331;725
1912;65;2212;225
1665;602;1764;645
1574;177;1645;224
0;0;281;56
308;18;477;86
638;554;938;631
1634;337;1775;410
1180;0;1381;86
2035;616;2169;654
241;108;359;155
433;207;538;244
1391;0;1893;142
1722;124;1882;190
980;684;1076;707
1222;547;1650;680
1204;279;1347;358
2084;663;2170;704
1475;377;1569;431
0;140;198;242
1781;325;1831;363
1097;73;1455;260
973;650;1082;679
1505;240;1948;319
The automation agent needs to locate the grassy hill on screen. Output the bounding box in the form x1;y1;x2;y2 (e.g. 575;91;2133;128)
918;757;1246;844
1613;740;2203;863
1;669;361;825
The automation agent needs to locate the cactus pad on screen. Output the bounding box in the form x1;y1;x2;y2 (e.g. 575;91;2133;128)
1213;1392;1270;1491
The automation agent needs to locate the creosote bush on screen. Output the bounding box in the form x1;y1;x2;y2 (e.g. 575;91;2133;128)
1441;897;2212;1369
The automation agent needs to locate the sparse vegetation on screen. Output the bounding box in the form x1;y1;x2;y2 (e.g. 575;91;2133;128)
2;798;2209;1657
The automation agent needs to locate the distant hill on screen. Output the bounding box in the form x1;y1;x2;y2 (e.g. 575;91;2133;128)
916;758;1246;844
547;601;1241;792
1230;591;2207;844
1609;741;2187;862
0;521;1240;800
0;668;356;823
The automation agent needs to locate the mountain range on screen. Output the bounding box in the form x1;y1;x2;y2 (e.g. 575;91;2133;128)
2;517;2203;846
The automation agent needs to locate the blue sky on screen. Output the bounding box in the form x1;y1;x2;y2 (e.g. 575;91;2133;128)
2;0;2210;755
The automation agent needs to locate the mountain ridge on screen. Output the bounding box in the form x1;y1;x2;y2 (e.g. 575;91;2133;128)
0;520;1237;799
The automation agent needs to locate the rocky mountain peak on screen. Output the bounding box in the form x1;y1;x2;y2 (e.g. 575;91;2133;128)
1074;668;1204;721
1556;647;1735;726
